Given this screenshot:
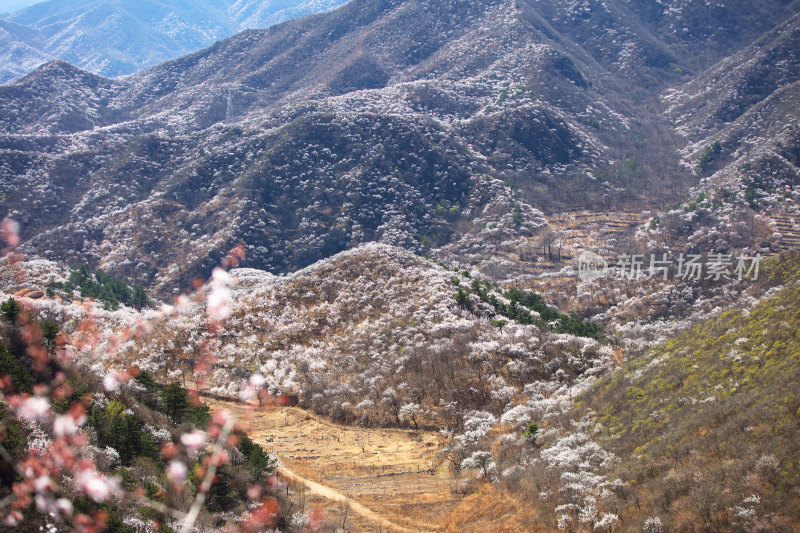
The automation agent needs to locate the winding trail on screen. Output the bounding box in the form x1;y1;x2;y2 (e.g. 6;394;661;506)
277;465;427;532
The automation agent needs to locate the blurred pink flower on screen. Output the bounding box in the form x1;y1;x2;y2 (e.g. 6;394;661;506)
17;396;50;421
77;470;120;503
181;430;207;452
249;373;266;388
53;415;78;436
207;268;232;322
56;498;73;517
103;373;119;392
166;460;188;484
33;475;53;493
1;218;20;248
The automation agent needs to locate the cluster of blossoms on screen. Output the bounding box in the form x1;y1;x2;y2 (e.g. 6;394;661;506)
0;221;318;532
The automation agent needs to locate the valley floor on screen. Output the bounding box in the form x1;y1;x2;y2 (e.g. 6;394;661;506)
207;398;461;532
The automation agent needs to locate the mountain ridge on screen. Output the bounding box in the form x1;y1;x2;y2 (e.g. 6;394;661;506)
0;0;351;82
0;0;798;297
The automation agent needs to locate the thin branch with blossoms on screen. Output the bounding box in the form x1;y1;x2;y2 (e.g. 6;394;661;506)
180;412;235;533
0;220;307;532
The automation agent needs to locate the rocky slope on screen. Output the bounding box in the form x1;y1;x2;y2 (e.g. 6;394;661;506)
634;14;800;260
0;0;798;298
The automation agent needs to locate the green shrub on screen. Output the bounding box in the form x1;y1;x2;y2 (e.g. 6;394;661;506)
0;344;34;393
696;141;722;174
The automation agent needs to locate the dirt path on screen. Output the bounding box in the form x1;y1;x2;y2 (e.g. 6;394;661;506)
278;465;423;533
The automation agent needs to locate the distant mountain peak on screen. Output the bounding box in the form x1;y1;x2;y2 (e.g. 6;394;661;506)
0;0;351;83
14;58;112;90
23;59;85;78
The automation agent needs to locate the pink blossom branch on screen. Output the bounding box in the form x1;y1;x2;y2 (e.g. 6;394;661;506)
180;414;236;533
130;492;188;522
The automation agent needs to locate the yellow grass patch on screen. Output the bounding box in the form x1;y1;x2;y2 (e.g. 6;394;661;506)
438;484;547;533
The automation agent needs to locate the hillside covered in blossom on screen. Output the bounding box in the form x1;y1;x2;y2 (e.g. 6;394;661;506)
0;0;797;296
0;0;799;531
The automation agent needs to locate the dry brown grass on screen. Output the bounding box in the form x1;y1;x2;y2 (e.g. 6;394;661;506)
207;397;461;532
438;484;549;533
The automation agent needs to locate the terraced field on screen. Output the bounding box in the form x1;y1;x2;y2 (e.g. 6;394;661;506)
206;398;462;532
505;209;800;280
773;214;800;251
